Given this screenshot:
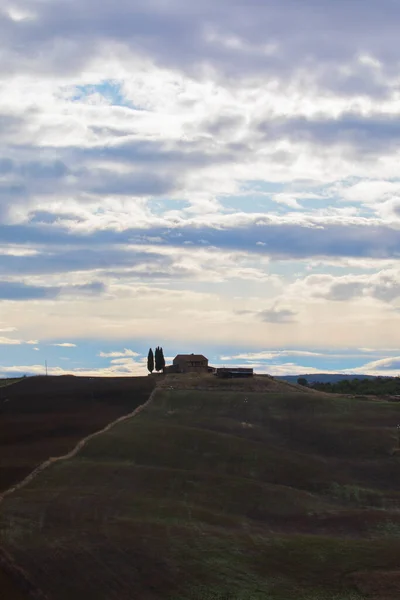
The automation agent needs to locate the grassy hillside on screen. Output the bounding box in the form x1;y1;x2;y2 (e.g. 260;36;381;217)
0;375;155;493
277;374;376;384
0;377;23;388
1;377;400;598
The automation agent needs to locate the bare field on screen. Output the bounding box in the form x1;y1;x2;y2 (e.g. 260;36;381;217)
1;378;400;598
0;375;155;493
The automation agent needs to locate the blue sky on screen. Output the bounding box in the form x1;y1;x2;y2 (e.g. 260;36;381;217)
1;0;400;377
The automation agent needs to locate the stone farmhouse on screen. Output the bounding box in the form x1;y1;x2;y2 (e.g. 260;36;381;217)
168;354;209;374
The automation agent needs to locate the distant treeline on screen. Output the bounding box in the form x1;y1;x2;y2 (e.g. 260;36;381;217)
298;376;400;395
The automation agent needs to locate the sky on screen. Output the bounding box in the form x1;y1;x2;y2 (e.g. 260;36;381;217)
1;0;400;378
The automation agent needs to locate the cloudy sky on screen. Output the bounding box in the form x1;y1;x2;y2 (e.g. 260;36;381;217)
1;0;400;378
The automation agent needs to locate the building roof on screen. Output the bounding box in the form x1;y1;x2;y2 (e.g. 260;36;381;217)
174;354;208;362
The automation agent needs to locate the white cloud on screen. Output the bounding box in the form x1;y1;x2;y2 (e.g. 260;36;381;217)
3;0;400;370
0;336;21;345
0;336;38;345
221;350;323;361
341;180;400;204
52;343;77;347
0;360;147;378
99;348;141;358
290;269;400;303
261;363;327;376
4;5;36;23
358;347;400;353
355;356;400;372
271;194;302;209
221;358;400;377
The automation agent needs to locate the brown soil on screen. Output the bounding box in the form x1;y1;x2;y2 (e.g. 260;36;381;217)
0;375;155;599
0;569;32;600
349;569;400;599
0;375;155;494
0;547;48;600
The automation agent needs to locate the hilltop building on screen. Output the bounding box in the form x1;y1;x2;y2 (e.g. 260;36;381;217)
215;367;254;378
167;354;209;373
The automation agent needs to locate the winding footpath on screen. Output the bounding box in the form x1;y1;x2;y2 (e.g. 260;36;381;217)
0;386;159;600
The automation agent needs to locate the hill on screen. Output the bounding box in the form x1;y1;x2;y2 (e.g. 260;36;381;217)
162;372;319;393
0;375;155;493
1;373;400;598
277;374;377;384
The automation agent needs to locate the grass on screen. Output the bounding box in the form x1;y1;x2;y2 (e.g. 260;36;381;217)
328;483;385;508
1;380;400;598
0;378;23;388
374;521;400;537
0;374;155;494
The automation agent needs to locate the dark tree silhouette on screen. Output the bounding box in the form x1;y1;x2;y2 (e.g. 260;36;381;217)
154;347;166;372
311;376;400;395
159;347;166;372
154;346;160;372
147;348;154;374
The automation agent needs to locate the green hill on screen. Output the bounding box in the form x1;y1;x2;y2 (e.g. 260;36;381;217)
277;374;377;384
1;375;400;599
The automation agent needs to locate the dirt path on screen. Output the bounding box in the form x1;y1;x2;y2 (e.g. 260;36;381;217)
0;379;22;390
0;386;158;504
0;387;159;600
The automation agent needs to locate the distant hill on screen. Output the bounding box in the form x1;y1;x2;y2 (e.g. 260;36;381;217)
276;373;377;384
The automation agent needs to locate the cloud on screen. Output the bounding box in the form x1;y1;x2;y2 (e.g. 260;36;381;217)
358;347;400;353
213;356;400;377
3;214;400;264
62;282;105;296
0;246;171;276
221;350;323;361
257;112;400;155
296;269;400;303
99;348;140;358
2;0;400;97
0;280;59;300
3;0;400;371
271;194;302;209
0;336;38;345
0;358;147;378
341;180;400;204
0;280;105;301
0;336;22;345
358;356;400;372
52;343;77;347
258;307;297;323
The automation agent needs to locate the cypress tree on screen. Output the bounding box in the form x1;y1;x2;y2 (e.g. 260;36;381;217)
160;347;166;372
154;346;160;372
147;348;154;374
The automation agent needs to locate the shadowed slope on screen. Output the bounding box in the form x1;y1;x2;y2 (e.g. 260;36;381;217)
0;375;155;492
1;376;400;598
